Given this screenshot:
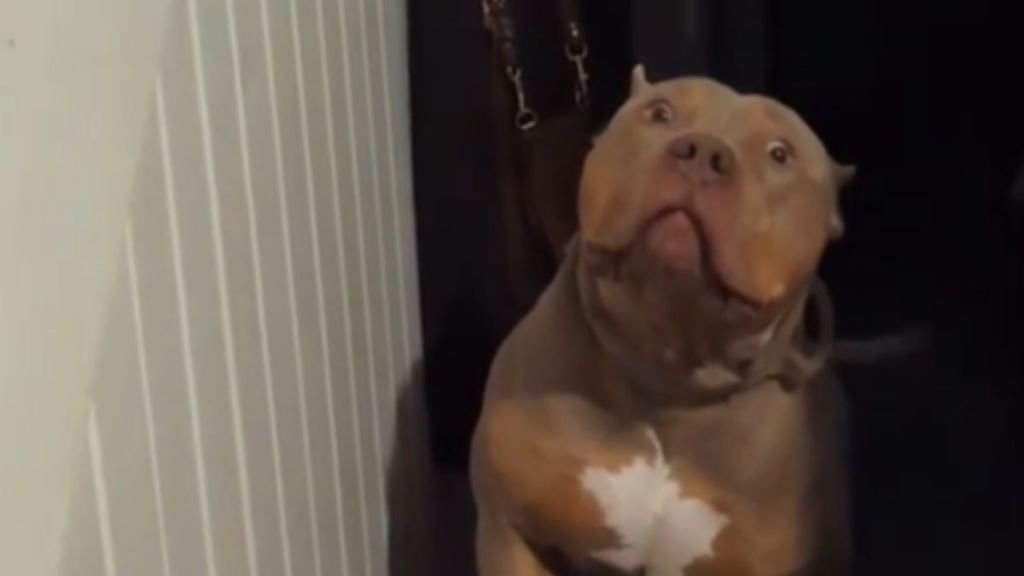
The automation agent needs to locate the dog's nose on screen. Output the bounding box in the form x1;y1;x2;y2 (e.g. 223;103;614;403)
669;133;735;181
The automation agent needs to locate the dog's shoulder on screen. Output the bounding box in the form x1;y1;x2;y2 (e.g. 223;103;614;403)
470;392;622;556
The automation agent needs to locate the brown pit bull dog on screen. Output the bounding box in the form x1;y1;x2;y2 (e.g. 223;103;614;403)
470;66;856;576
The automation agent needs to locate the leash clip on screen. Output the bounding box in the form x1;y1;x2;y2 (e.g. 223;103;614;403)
506;65;538;132
563;21;590;108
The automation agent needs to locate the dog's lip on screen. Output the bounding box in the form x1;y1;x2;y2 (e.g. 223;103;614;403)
642;206;763;314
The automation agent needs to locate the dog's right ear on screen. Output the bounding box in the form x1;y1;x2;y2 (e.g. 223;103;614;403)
631;64;651;95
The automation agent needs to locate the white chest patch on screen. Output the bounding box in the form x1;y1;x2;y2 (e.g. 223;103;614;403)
579;429;729;576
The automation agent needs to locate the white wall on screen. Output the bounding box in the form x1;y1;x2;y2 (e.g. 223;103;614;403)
2;0;430;575
1;1;174;574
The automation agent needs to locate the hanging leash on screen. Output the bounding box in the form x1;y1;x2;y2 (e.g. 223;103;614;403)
557;0;591;109
483;0;593;132
482;0;538;132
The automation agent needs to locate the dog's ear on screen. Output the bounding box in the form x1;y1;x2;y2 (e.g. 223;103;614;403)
829;163;856;239
834;163;857;188
589;120;608;147
631;64;651;95
829;211;845;239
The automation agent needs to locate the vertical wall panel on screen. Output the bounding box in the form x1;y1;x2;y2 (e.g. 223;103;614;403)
287;1;346;575
340;2;392;566
269;1;331;573
221;0;291;573
165;2;250;572
319;1;378;574
60;0;429;574
132;96;209;576
90;255;164;576
331;0;390;571
251;0;318;574
296;2;360;576
60;435;106;576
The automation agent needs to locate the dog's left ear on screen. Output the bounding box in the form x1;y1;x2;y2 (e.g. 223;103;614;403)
834;163;857;188
829;163;857;239
829;213;845;239
630;64;652;95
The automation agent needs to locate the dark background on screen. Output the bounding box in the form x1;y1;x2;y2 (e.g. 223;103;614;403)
409;0;1024;572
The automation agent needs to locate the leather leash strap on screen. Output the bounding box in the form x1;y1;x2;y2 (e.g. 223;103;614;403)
558;0;591;109
482;0;538;131
482;0;592;131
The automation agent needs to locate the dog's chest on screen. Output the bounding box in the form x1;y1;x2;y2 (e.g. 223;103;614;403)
577;428;729;576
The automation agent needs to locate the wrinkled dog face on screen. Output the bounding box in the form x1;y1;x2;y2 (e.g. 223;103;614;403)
579;67;853;375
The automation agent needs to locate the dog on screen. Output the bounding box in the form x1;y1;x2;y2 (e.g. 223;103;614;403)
470;66;856;576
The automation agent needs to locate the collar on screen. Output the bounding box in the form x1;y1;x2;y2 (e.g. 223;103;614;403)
738;276;834;393
573;240;835;405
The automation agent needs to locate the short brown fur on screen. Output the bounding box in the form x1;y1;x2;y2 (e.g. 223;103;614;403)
472;67;854;576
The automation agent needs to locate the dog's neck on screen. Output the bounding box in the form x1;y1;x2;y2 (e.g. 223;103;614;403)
571;241;833;407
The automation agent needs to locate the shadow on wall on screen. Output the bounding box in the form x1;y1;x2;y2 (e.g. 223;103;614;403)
387;362;476;576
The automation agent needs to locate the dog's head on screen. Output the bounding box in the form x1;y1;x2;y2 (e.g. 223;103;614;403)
578;67;853;396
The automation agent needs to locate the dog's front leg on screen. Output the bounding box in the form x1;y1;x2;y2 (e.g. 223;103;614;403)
476;504;553;576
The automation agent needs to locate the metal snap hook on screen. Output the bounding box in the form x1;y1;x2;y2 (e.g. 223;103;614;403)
506;65;538;132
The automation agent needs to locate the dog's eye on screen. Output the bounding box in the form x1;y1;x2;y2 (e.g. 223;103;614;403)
645;101;674;124
767;141;792;165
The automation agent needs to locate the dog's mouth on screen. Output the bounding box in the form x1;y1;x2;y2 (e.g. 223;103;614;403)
642;207;762;314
